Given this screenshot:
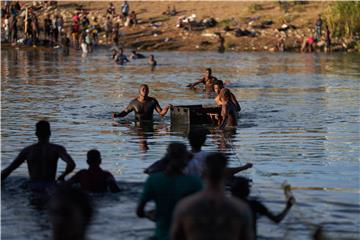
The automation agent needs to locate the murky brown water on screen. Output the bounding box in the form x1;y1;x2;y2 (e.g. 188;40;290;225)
1;48;360;239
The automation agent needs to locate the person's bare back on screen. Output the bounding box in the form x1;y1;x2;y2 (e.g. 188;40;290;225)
22;142;71;181
172;191;254;240
1;121;75;184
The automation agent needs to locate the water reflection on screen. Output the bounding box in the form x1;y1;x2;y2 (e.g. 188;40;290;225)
1;48;360;240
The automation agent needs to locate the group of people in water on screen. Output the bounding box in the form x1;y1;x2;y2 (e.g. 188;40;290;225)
2;120;294;240
2;65;296;239
112;68;240;129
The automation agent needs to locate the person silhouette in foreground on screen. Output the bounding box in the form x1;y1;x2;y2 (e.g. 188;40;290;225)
49;186;93;240
171;152;254;240
1;120;76;191
66;149;121;193
136;142;202;240
231;176;295;237
112;84;171;122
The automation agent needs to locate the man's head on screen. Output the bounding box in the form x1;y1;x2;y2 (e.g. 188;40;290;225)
139;84;149;97
36;120;51;139
204;152;227;185
230;177;251;199
166;142;191;172
213;80;224;94
205;68;212;77
188;128;209;150
49;186;93;240
87;149;101;167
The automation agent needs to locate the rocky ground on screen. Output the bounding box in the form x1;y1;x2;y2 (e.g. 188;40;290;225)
3;1;358;52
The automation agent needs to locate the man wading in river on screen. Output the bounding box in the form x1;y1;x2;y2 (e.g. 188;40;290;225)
112;84;171;122
1;120;76;191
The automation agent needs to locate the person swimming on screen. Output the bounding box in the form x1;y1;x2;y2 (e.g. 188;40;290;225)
114;48;130;65
112;84;171;122
129;50;145;59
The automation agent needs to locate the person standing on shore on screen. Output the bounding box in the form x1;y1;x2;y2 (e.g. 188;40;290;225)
121;1;129;21
325;25;331;53
315;15;322;41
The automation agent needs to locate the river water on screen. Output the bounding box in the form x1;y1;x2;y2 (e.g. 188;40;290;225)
1;48;359;240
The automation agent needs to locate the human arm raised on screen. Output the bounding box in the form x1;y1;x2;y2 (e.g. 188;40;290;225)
263;196;295;223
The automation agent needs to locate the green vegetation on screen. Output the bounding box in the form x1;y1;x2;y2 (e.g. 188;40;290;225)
248;3;263;13
325;1;360;38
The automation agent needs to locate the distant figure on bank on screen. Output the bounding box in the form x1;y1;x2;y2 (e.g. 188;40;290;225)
112;84;171;122
1;121;76;191
49;186;93;240
216;32;225;53
219;88;238;129
325;25;331;53
187;68;219;92
136;143;202;240
171;153;254;240
315;15;323;41
129;50;145;59
148;54;157;71
60;32;70;56
66;150;121;193
121;1;129;20
214;80;241;112
301;36;316;53
231;176;295;237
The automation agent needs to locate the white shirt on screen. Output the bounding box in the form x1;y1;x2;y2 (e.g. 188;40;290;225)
184;150;209;177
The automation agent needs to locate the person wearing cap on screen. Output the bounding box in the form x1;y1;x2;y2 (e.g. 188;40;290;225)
66;149;120;193
231;176;295;237
136;142;202;240
1;121;76;191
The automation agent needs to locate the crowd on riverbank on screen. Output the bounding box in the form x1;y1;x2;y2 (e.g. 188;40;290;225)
1;1;358;53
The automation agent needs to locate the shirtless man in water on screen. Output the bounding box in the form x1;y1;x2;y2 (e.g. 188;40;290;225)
219;88;238;129
171;153;254;240
187;68;219;91
1;121;76;190
214;80;241;112
112;84;171;122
